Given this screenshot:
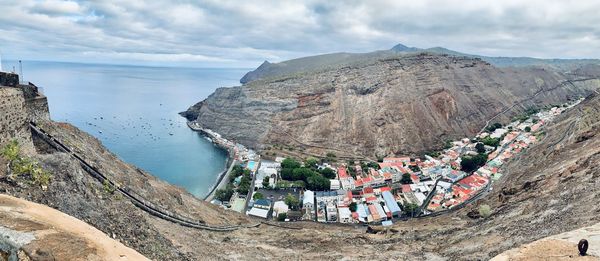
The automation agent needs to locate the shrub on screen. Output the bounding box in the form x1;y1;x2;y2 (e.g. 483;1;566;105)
461;153;488;173
277;213;287;222
475;142;486;153
348;202;357;212
284;193;300;210
103;179;115;194
2;140;52;187
479;204;492;218
253;192;264;200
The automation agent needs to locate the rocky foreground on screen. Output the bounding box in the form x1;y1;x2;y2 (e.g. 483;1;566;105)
183;52;600;159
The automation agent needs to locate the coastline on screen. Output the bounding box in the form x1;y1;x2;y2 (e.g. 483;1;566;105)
186;121;237;201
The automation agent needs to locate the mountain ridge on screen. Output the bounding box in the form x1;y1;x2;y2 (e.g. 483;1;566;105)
240;43;600;84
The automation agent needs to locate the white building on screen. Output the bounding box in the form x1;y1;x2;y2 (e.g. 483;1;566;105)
273;201;289;218
338;207;352;223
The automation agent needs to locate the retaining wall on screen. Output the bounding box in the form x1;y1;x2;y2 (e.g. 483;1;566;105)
0;88;34;152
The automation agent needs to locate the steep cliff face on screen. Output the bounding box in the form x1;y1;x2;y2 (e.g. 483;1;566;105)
185;53;600;158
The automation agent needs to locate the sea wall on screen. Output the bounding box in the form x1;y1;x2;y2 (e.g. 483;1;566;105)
0;88;34;152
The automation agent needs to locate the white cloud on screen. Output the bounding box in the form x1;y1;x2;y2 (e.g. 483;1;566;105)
1;0;600;67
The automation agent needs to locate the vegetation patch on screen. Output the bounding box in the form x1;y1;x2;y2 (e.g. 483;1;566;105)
1;140;52;188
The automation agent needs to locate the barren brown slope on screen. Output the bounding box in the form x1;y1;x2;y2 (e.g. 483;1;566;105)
184;53;600;159
0;194;148;260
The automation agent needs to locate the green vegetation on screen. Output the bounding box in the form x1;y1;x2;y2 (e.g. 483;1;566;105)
479;204;492;218
1;140;52;187
408;165;420;173
304;157;319;169
325;152;337;162
524;126;531;132
319;167;336;179
475;142;486;153
401;173;412;184
237;172;252;195
481;136;500;147
253;192;264;200
403;203;420;216
103;179;115;194
281;158;301;169
279;157;330;191
284;193;300;210
349;202;357;212
262;176;270;188
485;122;503;133
277;213;287;222
425;151;441;158
460;153;488;173
215;184;235;202
275;180;305;189
443;139;453;149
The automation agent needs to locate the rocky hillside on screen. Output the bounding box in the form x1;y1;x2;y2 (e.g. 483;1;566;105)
183;52;600;159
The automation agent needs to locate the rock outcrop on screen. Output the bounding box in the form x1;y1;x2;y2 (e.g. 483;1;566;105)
185;52;600;159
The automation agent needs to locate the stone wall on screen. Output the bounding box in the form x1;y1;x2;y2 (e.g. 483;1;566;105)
25;96;50;122
0;72;19;87
0;88;34;153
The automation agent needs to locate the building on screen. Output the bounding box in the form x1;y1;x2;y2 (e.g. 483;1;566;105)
247;199;271;219
381;191;401;217
256;161;279;188
273;201;289;218
302;190;315;220
330;179;341;190
338;207;352;223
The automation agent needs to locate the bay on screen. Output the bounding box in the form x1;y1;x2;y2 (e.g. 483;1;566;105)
6;60;247;198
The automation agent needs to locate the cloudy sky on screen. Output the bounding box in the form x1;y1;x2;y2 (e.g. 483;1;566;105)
1;0;600;68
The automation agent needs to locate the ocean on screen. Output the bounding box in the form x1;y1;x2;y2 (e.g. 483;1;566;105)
6;60;248;198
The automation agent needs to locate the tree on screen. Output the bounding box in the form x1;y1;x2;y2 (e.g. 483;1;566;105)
486;122;503;132
408;165;420;173
284;193;300;210
319;167;336;179
461;153;488;173
215;186;234;202
253;192;264;200
281;158;301;169
403;203;419;217
475;142;486;153
304;157;319;169
482;137;500;147
524;126;532;132
348;202;357;212
262;176;270;188
292;167;317;182
280;168;293;180
401;173;412;184
277;213;287;222
306;175;330;191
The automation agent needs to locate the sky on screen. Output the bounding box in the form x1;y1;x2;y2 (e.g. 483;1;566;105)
1;0;600;68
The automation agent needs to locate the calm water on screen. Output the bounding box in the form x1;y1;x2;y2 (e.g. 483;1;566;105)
6;60;247;198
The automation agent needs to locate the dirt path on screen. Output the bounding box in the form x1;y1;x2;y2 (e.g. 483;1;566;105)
0;194;149;260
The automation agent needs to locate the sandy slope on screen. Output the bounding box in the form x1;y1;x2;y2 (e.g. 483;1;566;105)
0;194;148;260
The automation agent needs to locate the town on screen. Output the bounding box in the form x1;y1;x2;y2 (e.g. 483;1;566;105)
199;99;583;226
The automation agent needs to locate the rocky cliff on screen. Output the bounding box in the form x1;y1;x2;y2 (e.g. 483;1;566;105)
184;52;600;159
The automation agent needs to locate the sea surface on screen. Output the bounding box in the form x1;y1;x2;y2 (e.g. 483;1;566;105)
6;60;248;198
